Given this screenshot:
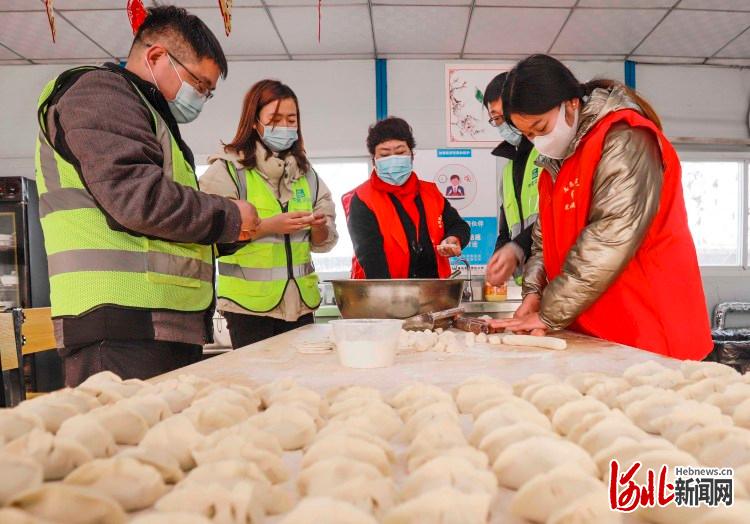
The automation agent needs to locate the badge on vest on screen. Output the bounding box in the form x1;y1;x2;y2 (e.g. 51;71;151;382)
531;167;540;183
293;188;307;203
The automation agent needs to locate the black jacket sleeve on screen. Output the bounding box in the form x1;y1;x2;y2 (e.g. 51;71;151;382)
495;207;512;252
347;194;390;278
442;198;471;248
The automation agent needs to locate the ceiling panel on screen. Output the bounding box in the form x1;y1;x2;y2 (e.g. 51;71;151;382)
0;11;110;60
465;7;569;55
578;0;676;6
0;59;29;64
553;53;627;60
380;53;461;59
272;5;373;55
706;58;750;66
716;27;750;58
631;55;705;64
189;7;287;56
553;8;664;54
291;53;375;60
374;1;470;5
160;1;261;6
0;44;21;60
266;0;366;5
476;1;575;6
634;10;750;57
677;0;750;10
63;9;134;58
373;6;470;54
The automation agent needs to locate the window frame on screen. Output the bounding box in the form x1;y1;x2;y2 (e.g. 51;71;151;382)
678;150;750;276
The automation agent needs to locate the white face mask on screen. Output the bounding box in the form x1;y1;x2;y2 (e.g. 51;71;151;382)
532;103;579;160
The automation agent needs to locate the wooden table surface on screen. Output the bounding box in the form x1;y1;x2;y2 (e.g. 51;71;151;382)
157;324;677;392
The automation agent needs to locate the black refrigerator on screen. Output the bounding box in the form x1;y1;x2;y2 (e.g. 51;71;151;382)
0;177;59;390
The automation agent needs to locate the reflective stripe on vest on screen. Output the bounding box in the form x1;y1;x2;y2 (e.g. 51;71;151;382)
217;163;321;313
36;67;213;317
502;148;541;285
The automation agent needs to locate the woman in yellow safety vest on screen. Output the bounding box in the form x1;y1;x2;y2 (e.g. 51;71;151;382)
200;80;338;348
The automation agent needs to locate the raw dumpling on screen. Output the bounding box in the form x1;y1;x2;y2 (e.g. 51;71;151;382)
192;436;288;484
0;452;43;505
510;465;606;523
175;374;215;392
192;386;260;417
528;383;583;418
144;379;196;414
311;424;395;463
478;422;557;464
383;487;490;524
454;379;512;414
203;421;283;456
615;385;666;409
182;401;248;435
298;457;383;494
706;383;750;415
16;396;79;433
653;401;732;442
548;491;623;524
301;474;396;519
155;482;268;523
492;436;597;489
733;398;750;429
117;446;184;484
592;436;674;479
585;378;632;407
512;373;559;397
302;434;391;475
248;404;316;450
0;409;43;443
3;429;93;480
677;426;750;468
408;423;467;459
88;404;149;445
328;400;402;440
130;512;212;524
64;456;166;511
401;455;497;500
623;392;684;433
78;372;149;403
691;501;750;524
400;402;459;440
578;419;648;455
470;396;540;422
0;507;56;524
8;484;126;524
56;414;117;459
552;397;609;435
391;383;451;411
116;395;173;427
139;414;205;470
396;396;454;423
567;410;630;445
47;389;101;414
681;360;740;381
279;497;378;524
326;385;383;404
469;403;550;445
565;372;612;394
407;445;489;473
677;378;727;402
623;361;684;389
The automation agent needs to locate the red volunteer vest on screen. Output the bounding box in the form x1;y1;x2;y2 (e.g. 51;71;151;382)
343;175;451;279
539;109;712;360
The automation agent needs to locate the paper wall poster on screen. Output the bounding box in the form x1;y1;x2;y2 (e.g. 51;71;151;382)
446;64;513;148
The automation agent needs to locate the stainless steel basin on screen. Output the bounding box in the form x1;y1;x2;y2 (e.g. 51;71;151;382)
331;279;465;319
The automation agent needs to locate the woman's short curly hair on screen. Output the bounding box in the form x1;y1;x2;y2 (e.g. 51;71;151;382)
366;117;416;155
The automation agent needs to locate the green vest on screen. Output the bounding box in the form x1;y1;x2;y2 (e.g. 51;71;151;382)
502;148;541;285
35;67;214;318
217;163;321;313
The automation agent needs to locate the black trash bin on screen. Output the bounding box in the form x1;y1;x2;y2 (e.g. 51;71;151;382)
709;302;750;374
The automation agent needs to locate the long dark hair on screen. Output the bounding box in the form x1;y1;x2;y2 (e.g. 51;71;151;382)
225;79;310;173
502;54;662;130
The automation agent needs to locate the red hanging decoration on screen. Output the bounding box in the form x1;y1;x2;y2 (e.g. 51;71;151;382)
317;0;322;43
218;0;232;37
127;0;148;35
44;0;56;43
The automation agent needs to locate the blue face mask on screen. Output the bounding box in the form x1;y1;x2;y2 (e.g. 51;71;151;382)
145;55;206;124
375;155;413;186
497;122;523;147
261;126;298;152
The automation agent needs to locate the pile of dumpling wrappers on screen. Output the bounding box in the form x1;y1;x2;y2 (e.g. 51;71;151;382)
1;358;750;523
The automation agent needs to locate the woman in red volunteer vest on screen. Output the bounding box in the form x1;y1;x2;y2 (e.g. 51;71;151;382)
492;55;712;360
345;117;470;279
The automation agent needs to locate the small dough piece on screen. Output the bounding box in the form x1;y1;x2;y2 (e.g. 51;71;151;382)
182;401;248;435
64;456;166;511
3;429;93;480
502;334;567;350
155;482;269;523
578;418;649;455
130;513;212;524
248;404;316;451
552;397;609;435
142;379;196;414
510;465;606;523
192;434;289;483
528;383;583;418
476;332;488;344
492;436;597;489
0;452;43;505
488;335;502;345
118;446;184;484
383;487;490;524
401;455;497;500
464;332;476;347
16;396;79;433
470;402;551;445
56;414;117;459
279;497;378;524
303;434;391;475
88;404;149;445
478;422;557;464
407;445;488;473
139;414;205;470
0;409;43;443
548;491;624;524
116;394;173;427
512;373;559;397
592;436;674;479
454;378;512;414
8;484;126;524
